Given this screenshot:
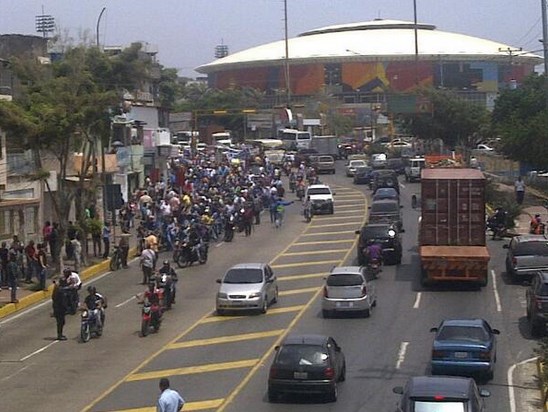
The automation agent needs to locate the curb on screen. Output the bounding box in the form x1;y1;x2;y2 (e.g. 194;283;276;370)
0;247;137;320
538;358;548;412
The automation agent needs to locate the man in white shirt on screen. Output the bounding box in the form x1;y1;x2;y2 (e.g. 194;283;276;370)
157;378;184;412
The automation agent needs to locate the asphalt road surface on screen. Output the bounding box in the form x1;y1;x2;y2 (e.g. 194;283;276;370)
0;161;540;412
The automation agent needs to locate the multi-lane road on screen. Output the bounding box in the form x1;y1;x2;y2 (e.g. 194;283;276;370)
0;161;541;412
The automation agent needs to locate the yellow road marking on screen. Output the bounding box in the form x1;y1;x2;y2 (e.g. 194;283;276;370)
301;230;356;236
271;260;340;269
104;398;224;412
292;239;354;246
216;188;368;412
278;272;327;281
201;305;306;323
127;359;258;382
279;287;320;296
336;204;366;209
281;249;348;256
167;329;285;349
308;222;357;228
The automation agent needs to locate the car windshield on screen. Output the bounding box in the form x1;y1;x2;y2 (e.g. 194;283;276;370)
308;187;331;196
327;273;363;286
513;241;548;256
350;160;366;167
277;344;328;366
362;226;390;238
437;325;489;342
371;202;398;213
223;268;264;284
413;400;465;412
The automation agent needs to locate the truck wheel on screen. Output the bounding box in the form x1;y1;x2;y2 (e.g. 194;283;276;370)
420;269;431;287
531;320;544;337
478;276;488;287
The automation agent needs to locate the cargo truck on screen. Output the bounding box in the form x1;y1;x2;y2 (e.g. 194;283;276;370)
419;168;490;287
310;135;340;158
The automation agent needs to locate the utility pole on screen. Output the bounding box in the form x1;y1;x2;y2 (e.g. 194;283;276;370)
413;0;419;87
542;0;548;106
284;0;291;107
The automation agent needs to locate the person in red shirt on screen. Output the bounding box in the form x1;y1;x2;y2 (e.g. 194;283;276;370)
24;240;37;284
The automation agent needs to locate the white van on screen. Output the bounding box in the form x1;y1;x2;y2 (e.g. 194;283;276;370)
404;157;425;182
278;129;312;150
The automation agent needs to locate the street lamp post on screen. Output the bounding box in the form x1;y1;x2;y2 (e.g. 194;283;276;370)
413;0;419;87
96;7;106;48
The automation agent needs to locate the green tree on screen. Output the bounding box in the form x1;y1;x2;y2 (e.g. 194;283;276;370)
492;74;548;168
400;89;490;151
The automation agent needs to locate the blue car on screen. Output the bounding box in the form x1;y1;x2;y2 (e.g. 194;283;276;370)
430;319;500;381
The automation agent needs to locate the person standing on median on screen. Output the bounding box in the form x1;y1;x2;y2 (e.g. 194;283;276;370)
515;176;526;205
51;278;67;340
157;378;184;412
102;221;111;259
6;253;21;303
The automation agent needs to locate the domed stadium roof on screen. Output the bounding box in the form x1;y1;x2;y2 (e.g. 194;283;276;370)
196;19;541;73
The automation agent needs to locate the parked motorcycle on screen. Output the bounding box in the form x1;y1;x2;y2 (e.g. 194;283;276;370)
140;301;162;337
80;308;104;343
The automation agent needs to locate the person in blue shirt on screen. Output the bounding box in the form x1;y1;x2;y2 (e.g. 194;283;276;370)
157;378;185;412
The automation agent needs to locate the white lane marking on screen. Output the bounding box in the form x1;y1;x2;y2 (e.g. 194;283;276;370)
115;295;136;308
508;356;538;412
399;183;406;189
215;242;225;248
491;269;502;312
395;341;409;369
1;364;30;382
0;256;139;326
413;292;422;309
20;341;57;362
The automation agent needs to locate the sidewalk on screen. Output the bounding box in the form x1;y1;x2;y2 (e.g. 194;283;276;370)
0;228;138;318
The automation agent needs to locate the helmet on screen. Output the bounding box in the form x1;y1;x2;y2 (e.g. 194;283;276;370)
163;260;170;266
63;268;71;275
87;285;96;294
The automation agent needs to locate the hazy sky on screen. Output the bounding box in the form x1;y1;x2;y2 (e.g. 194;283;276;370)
1;0;544;77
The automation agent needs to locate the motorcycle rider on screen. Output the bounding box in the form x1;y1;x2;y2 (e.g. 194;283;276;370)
530;213;544;235
83;285;107;329
489;207;507;239
158;260;178;309
364;240;383;269
62;268;82;313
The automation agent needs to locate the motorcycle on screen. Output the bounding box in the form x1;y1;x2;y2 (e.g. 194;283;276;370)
486;213;509;240
62;286;80;315
140;301;162;337
157;273;175;310
80;307;104;343
224;215;235;242
296;185;305;201
176;240;208;268
304;207;313;223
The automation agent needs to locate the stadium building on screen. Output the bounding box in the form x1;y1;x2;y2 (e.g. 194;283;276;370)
196;19;542;109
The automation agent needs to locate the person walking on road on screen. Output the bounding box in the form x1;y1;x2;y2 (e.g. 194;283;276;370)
52;279;67;340
140;244;156;285
515;176;526;205
6;253;20;303
102;221;111;259
157;377;184;412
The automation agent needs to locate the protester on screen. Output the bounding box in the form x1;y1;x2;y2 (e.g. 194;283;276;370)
157;378;185;412
51;279;67;340
515;176;525;205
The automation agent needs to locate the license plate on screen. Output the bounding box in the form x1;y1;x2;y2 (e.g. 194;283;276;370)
454;351;468;358
294;372;308;379
336;301;353;308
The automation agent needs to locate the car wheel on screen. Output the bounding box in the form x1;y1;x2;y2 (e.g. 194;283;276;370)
216;308;225;316
526;307;531;319
326;384;338;402
372;298;377;307
485;369;494;381
260;298;268;314
362;308;370;318
322;309;331;318
531;319;544;337
272;287;279;304
268;390;279;403
339;362;346;382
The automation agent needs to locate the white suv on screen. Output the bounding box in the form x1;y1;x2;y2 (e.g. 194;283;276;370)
306;184;334;214
404;157;425;182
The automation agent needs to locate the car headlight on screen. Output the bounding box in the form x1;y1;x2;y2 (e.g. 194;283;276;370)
217;292;228;299
248;292;262;299
388;229;396;237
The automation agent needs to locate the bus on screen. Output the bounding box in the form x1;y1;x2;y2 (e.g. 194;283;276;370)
277;129;312;150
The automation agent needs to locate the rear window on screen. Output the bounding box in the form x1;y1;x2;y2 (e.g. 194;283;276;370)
327;273;363;286
437;325;489;342
371;202;398;213
308;187;331;196
362;226;390;238
276;344;328;366
318;156;333;162
513;241;548;256
413;400;465;412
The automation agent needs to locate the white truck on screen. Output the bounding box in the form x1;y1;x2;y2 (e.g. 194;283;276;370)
404;157;426;182
310;135;340;158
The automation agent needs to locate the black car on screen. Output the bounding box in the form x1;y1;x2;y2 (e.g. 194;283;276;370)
526;271;548;337
393;375;490;412
353;166;374;185
268;334;346;403
370;169;400;193
386;158;406;175
372;187;399;203
355;223;402;265
368;199;403;232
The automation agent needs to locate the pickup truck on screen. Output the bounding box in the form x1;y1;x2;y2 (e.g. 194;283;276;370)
504;234;548;281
